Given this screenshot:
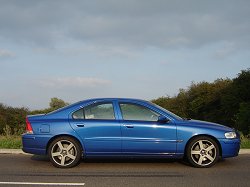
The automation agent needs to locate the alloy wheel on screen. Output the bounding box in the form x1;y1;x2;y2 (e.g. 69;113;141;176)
50;139;79;167
187;136;219;168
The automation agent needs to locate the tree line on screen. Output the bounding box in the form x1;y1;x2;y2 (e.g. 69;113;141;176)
0;69;249;136
152;69;250;135
0;98;68;136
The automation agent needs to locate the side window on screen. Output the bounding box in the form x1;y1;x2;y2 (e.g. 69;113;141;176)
119;103;160;121
73;103;115;120
72;108;84;119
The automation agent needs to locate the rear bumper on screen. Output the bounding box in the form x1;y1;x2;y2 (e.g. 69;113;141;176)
22;134;52;155
219;138;240;158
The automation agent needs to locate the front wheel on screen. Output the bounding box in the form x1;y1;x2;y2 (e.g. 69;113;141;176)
48;136;82;168
186;136;220;168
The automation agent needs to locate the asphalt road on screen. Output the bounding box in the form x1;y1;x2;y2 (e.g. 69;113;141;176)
0;154;249;187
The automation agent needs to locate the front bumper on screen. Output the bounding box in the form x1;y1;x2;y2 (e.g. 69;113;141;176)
219;138;240;158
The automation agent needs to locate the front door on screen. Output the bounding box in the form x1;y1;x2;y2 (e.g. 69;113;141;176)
118;102;177;155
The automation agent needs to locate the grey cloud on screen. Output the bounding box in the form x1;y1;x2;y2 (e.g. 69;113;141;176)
0;49;15;58
40;77;111;89
214;42;238;60
0;0;249;50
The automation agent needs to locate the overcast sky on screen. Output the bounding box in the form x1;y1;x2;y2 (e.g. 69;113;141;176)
0;0;249;109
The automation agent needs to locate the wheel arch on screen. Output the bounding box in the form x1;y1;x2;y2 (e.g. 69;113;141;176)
46;134;84;156
184;134;222;157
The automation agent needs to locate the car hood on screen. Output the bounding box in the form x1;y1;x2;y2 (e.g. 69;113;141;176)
185;119;233;132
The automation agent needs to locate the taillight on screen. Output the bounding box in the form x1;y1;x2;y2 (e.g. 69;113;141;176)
26;117;33;134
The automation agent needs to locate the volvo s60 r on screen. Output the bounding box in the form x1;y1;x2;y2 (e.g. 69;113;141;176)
22;98;240;168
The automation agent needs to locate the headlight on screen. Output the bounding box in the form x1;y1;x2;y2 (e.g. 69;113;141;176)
225;132;237;139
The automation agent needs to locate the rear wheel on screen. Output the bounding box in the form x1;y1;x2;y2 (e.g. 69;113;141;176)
186;136;219;168
48;136;82;168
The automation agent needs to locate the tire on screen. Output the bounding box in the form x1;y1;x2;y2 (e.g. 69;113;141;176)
48;136;82;168
186;136;220;168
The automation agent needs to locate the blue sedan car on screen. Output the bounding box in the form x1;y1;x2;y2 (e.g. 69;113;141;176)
22;98;240;168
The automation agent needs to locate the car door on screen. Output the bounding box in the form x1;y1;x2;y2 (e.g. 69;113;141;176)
118;102;177;155
69;101;121;156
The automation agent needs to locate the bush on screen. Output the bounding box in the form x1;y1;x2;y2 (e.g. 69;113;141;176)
0;97;68;136
240;132;250;148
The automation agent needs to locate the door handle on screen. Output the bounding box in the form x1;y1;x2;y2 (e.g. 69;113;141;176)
124;124;134;128
76;124;85;127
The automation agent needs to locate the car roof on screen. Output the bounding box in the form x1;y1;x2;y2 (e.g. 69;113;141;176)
78;98;148;103
47;98;150;116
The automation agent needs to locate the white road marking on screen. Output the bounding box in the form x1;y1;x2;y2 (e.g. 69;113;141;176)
0;182;85;186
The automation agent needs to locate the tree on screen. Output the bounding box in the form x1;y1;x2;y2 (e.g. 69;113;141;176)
0;103;28;135
49;97;69;110
230;69;250;135
0;98;69;135
153;79;232;124
30;97;69;114
235;102;250;135
187;79;232;124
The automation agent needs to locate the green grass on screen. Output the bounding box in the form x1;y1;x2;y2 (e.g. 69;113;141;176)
0;135;250;149
0;136;22;149
240;137;250;149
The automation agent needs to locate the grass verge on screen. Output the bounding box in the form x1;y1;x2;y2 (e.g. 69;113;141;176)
0;136;22;149
241;136;250;149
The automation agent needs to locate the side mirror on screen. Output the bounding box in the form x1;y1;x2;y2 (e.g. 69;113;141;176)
157;116;170;124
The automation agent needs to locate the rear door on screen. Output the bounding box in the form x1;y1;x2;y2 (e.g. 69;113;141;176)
69;101;121;156
118;102;177;155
